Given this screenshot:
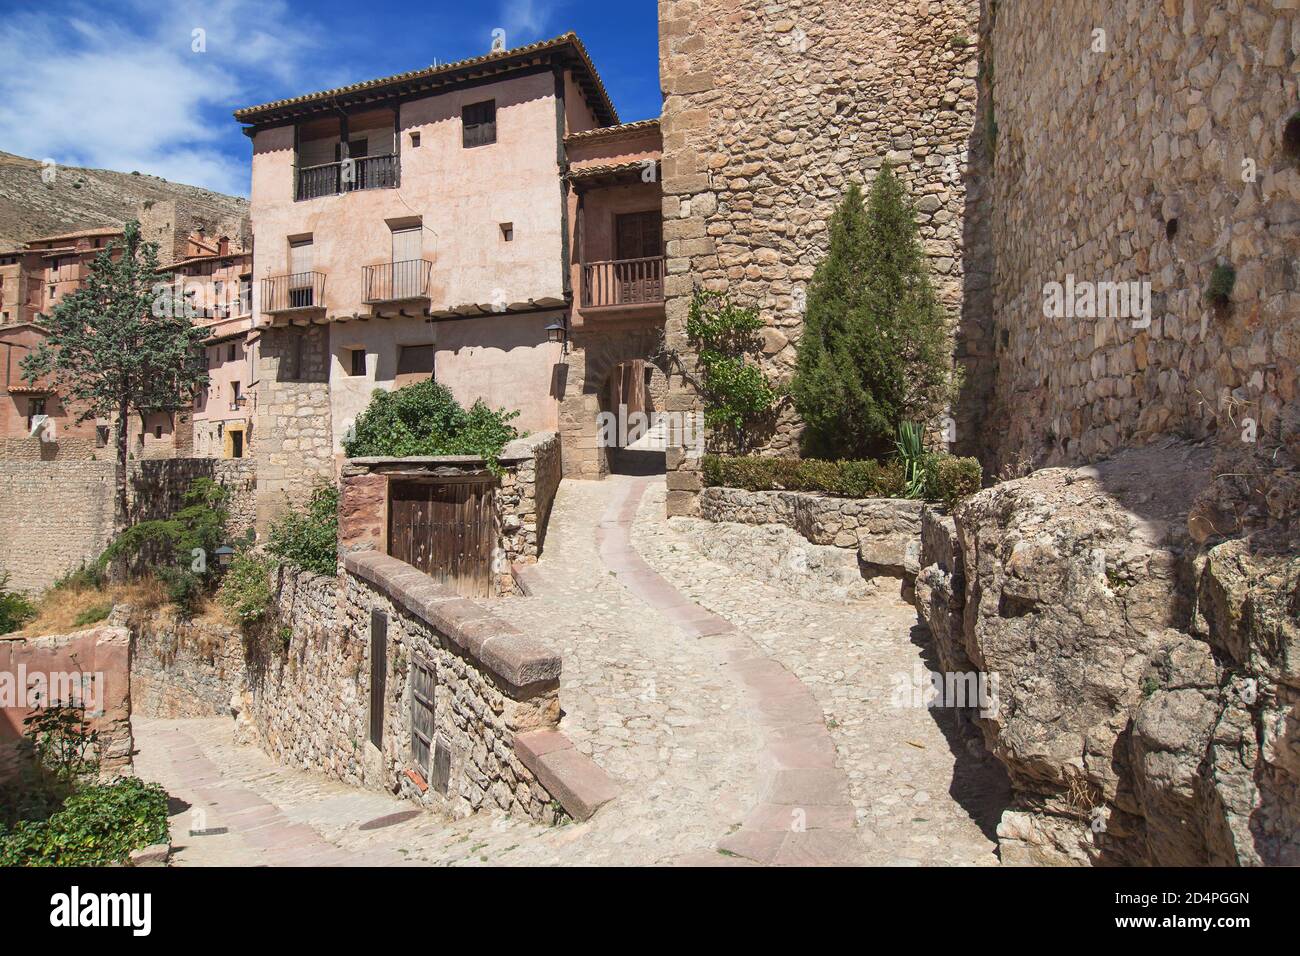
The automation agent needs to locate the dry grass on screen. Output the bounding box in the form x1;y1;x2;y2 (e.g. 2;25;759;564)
16;575;175;637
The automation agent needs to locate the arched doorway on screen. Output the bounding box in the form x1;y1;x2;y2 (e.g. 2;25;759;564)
602;359;666;476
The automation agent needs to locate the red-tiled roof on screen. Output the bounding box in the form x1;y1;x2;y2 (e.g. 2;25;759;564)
234;32;618;127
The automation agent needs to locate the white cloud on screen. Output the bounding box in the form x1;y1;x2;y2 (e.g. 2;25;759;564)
496;0;561;45
0;1;331;196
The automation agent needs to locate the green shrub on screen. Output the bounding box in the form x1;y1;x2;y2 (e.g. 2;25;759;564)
217;552;278;624
1206;264;1236;308
701;453;978;505
343;379;520;468
72;603;112;628
49;563;106;594
930;455;982;507
0;571;36;634
100;477;230;580
0;776;170;866
266;483;339;577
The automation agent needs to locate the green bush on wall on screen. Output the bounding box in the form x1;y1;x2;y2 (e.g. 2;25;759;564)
702;453;981;508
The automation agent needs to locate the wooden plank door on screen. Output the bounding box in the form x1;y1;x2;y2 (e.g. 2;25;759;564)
388;479;494;597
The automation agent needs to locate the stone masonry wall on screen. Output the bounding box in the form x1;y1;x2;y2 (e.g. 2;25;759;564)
252;324;333;531
658;0;983;514
0;457;258;595
700;485;924;578
233;556;565;823
129;610;244;719
497;432;563;567
978;0;1300;508
0;460;114;594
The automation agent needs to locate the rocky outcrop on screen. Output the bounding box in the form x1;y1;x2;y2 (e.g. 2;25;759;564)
914;440;1299;865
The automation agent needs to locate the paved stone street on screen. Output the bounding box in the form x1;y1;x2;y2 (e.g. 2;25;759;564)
136;475;1007;865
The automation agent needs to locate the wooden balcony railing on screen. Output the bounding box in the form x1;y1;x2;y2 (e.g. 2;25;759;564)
295;154;399;201
581;256;665;309
261;272;326;314
363;259;433;303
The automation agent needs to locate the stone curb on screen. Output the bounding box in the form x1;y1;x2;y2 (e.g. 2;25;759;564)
514;730;618;821
343;551;561;693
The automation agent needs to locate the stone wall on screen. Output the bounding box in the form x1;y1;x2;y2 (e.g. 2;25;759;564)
235;556;566;822
0;460;115;594
497;432;563;566
128;610;244;719
0;457;259;595
252;324;333;531
0;624;133;784
0;435;99;462
699;486;924;580
658;0;983;514
128;457;257;534
976;0;1299;498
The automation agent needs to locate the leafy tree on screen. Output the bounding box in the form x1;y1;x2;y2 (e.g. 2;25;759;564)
790;164;953;459
343;379;520;467
21;220;210;530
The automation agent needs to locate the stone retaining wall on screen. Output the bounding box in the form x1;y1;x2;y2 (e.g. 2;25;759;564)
699;486;924;580
129;611;244;720
340;552;564;821
0;459;115;595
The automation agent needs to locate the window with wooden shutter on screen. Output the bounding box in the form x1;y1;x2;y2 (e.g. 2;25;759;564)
410;657;435;777
462;100;496;148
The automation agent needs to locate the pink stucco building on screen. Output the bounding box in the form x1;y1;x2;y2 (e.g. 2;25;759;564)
233;32;666;522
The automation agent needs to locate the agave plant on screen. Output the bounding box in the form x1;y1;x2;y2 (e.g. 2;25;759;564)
895;421;929;499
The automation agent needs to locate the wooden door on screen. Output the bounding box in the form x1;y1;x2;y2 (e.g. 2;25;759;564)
388;479;494;597
615;212;662;303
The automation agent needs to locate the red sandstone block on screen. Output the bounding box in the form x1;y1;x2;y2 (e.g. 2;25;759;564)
514;729;572;762
514;732;617;822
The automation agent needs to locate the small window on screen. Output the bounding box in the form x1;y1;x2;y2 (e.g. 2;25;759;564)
26;397;46;431
500;222;513;242
409;131;421;148
153;424;163;440
227;343;236;361
462;100;496;148
350;348;367;377
232;381;241;402
95;425;109;448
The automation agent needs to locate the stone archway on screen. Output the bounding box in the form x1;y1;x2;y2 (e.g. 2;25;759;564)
557;325;670;479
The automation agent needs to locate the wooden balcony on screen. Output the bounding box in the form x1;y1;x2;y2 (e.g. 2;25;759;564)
581;256;665;310
295;154;399;201
363;259;433;304
261;272;326;314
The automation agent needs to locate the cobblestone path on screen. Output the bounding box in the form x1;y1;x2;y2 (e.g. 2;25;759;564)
135;475;1007;865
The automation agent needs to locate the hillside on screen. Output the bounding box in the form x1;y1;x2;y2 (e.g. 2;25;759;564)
0;151;249;253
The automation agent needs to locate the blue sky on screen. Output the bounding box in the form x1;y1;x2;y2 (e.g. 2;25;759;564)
0;0;661;197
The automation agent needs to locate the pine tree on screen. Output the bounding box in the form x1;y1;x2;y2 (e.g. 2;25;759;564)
790;163;952;459
21;221;210;530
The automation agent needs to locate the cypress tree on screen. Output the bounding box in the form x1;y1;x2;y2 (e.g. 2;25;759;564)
791;163;952;459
